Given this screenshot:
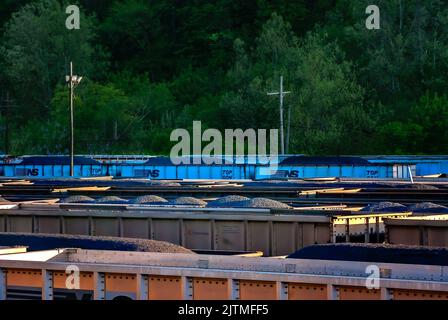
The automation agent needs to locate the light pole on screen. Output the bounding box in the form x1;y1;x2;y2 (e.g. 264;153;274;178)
66;62;82;177
267;76;290;155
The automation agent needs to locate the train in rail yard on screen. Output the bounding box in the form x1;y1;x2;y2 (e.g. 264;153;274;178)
0;154;441;180
1;166;448;300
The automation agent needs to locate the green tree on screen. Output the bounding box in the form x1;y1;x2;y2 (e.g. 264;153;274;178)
100;0;176;79
220;14;374;154
325;0;448;103
12;81;133;154
290;32;374;154
220;13;298;130
376;93;448;154
0;0;106;118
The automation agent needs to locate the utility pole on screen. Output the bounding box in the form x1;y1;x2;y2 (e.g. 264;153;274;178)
3;93;11;154
66;62;83;177
69;62;74;177
268;76;290;155
286;104;291;154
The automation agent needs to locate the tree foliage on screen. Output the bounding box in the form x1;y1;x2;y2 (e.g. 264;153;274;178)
0;0;447;155
0;0;106;118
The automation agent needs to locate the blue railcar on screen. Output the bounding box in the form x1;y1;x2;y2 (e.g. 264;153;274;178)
255;165;393;179
261;165;417;179
364;155;448;176
255;156;414;179
1;156;104;178
119;156;250;179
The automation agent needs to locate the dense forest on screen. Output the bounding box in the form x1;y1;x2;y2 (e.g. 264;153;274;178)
0;0;447;156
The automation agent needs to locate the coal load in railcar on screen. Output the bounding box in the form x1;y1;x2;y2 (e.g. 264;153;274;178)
0;233;194;254
287;243;448;266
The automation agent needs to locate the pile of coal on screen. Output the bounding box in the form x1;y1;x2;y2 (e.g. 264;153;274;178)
287;243;448;266
239;198;292;209
208;195;291;209
0;233;194;254
170;197;207;206
0;196;10;203
60;195;95;204
132;195;169;205
207;195;250;207
408;184;439;190
96;196;129;204
361;201;408;213
408;202;448;214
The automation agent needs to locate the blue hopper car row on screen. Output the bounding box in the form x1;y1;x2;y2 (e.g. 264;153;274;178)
0;154;440;180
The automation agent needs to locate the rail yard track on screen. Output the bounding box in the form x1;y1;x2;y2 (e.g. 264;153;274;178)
1;178;448;206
